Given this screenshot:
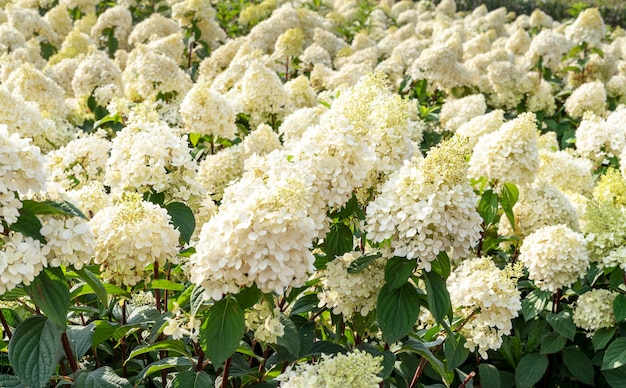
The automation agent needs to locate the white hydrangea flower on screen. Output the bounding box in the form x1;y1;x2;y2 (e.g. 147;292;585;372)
236;62;291;127
128;14;180;46
45;131;111;190
469;112;540;187
105;121;203;205
276;350;383;388
456;110;505;148
197;145;244;201
519;224;590;292
366;138;482;268
439;94;486;132
39;215;95;269
537;150;594;195
89;193;180;286
241;124;282;158
190;151;322;299
245;302;285;344
575;107;626;163
64;181;112;218
71;49;123;105
317;251;386;318
566;8;606;47
90;5;132;50
573;289;617;335
525;30;573;71
179;83;237;140
448;257;522;359
0;124;47;225
564;81;607;118
409;44;476;90
278;106;323;147
0;231;47;295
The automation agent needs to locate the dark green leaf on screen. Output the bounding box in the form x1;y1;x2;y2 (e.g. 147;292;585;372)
290;294;321;315
546;311;576;341
614;294;626;323
522;289;550;321
0;375;25;388
171;370;213;387
384;257;416;290
478;364;500;388
515;353;548;388
276;315;300;357
165;202;195;244
74;268;109;307
431;251;451;280
562;347;594;385
500;182;519;227
602;365;626;388
330;194;358;220
324;223;353;258
602;337;626;370
136;357;193;381
200;297;245;366
25;268;69;329
444;334;469;371
74;366;131;388
540;332;567;355
21;199;86;219
401;338;452;387
67;323;96;359
10;207;46;244
8;316;64;388
593;327;616;351
423;271;451;324
377;283;420;343
478;189;498;225
92;320;119;348
306;341;347;357
347;252;382;274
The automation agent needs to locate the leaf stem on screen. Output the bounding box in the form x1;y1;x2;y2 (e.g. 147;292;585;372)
221;356;232;388
61;332;79;373
0;309;12;339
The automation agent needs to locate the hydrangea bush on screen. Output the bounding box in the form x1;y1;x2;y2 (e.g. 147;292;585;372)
2;0;626;387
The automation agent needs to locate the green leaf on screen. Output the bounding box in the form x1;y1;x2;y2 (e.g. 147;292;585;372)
444;334;469;371
67;323;95;359
74;366;131;388
499;182;519;227
423;271;451;324
127;340;192;363
0;375;25;388
8;316;64;388
24;268;69;329
290;294;321;315
330;194;359;220
136;357;193;381
10;207;46;244
92;320;119;348
431;251;451;280
190;284;206;318
103;283;131;299
602;365;626;388
562;347;594;385
171;370;213;387
521;289;550;321
478;364;500;388
593;327;616;351
347;252;382;274
234;284;261;310
21;199;86;219
74;268;109;307
401;338;452;387
377;283;420;343
276;315;300;357
324;223;353;258
165;202;195;244
546;311;576;341
603;337;626;370
478;189;498;225
200;297;245;366
306;341;347;357
515;353;548;388
384;257;416;290
149;279;185;292
540;332;567;355
614;294;626;323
